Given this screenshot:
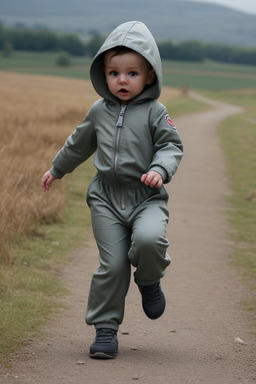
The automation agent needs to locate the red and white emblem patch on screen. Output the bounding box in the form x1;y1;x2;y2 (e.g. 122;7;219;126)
165;114;176;129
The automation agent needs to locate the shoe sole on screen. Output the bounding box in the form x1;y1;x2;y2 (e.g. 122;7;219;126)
90;352;116;359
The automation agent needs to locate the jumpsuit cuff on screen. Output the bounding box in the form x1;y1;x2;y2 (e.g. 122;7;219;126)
94;322;119;331
149;166;168;183
49;165;65;179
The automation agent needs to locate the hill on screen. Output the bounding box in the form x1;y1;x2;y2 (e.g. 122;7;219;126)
1;0;256;47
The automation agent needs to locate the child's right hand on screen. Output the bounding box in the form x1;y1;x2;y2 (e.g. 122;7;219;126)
41;171;56;192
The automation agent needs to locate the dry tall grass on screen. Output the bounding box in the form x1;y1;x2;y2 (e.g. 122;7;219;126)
0;71;180;264
0;72;98;262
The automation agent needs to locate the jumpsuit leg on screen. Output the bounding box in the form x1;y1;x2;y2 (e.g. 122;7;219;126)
86;200;131;331
128;201;171;286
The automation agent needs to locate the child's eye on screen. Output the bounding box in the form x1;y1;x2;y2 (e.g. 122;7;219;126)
129;71;137;77
110;71;118;77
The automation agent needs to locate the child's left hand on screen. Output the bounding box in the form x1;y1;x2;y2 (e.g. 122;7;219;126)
141;171;163;188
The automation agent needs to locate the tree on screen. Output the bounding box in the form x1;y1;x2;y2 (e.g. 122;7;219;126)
36;30;58;51
85;34;105;57
204;44;233;63
2;42;13;57
158;41;176;60
58;34;85;56
176;41;204;62
0;21;4;49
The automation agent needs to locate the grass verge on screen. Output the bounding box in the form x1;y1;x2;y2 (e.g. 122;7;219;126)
0;160;95;365
204;89;256;315
165;91;210;118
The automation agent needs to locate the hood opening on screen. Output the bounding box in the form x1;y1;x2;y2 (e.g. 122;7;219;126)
90;21;163;102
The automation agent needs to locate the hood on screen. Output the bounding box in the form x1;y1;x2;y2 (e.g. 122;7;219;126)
90;21;162;103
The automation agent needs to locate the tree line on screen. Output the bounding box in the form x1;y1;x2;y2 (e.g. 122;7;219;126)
158;40;256;66
1;22;256;66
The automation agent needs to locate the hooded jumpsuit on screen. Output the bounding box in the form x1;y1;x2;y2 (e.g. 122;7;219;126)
50;21;183;331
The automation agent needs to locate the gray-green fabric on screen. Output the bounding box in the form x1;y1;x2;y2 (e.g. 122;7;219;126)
49;21;183;330
50;21;183;183
85;174;170;330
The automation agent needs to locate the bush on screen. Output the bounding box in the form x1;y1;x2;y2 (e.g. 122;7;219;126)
56;52;71;67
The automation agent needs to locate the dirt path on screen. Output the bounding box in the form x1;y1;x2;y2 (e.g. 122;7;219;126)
1;94;255;383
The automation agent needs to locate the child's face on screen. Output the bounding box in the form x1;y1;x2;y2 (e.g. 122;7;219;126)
104;50;156;103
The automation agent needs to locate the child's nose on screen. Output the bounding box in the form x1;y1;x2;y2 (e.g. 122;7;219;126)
119;74;128;84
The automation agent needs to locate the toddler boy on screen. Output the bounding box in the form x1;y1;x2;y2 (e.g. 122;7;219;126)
41;21;183;359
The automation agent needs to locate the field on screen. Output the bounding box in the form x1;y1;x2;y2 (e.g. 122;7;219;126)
1;51;256;90
0;72;97;259
0;70;184;358
0;52;255;359
0;70;182;262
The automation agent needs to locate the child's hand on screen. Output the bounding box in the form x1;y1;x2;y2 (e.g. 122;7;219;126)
141;171;163;188
41;171;56;192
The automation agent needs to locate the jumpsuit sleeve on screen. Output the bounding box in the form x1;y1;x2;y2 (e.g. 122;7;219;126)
50;106;97;179
149;106;183;183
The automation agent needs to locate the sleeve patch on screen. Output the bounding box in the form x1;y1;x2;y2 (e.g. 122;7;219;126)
165;114;176;129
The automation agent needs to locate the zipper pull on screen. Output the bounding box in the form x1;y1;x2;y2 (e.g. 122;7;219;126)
116;105;127;127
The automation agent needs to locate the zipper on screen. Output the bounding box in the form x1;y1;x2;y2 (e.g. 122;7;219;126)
114;104;127;210
116;104;127;127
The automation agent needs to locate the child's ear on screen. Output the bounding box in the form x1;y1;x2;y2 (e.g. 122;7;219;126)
146;69;156;85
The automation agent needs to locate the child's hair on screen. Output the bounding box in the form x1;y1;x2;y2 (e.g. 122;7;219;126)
107;46;134;58
103;46;153;71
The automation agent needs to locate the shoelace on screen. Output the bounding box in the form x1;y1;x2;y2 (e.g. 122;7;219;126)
94;329;116;345
140;283;161;304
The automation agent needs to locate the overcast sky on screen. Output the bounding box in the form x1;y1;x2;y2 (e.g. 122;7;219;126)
186;0;256;15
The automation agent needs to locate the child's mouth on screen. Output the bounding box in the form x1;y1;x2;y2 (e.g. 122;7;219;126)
119;89;128;94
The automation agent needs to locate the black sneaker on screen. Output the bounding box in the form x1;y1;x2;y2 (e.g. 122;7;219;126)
139;282;166;319
90;328;118;359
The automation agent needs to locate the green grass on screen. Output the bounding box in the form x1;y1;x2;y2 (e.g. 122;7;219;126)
164;71;256;90
0;159;95;364
166;93;210;118
204;89;256;313
163;59;256;75
162;60;256;90
0;51;91;79
1;51;256;90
